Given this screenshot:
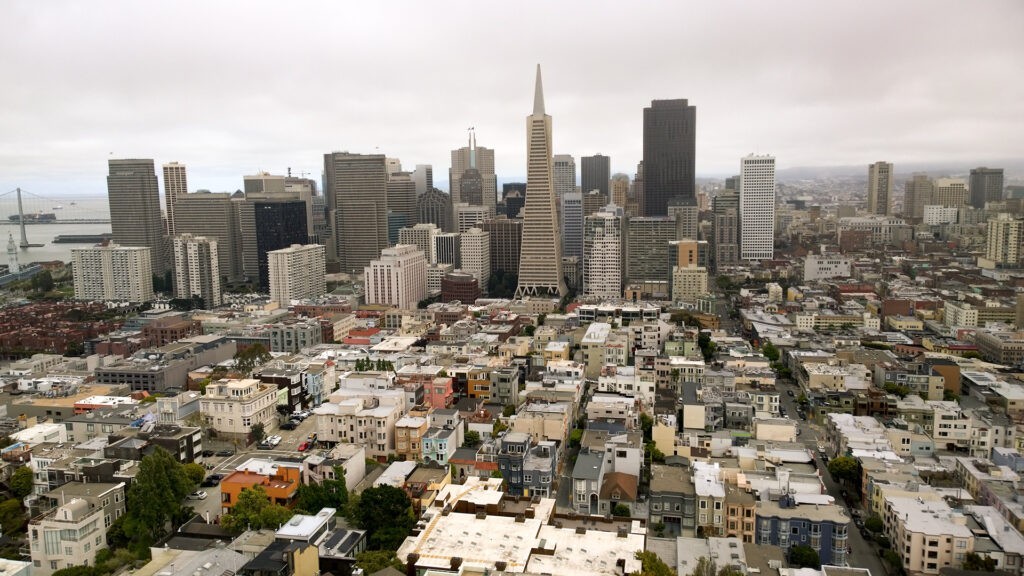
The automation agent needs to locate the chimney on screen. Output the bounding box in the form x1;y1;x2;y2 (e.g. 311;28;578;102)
405;553;419;576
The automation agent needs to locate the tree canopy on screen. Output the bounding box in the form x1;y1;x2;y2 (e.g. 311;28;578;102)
123;447;195;545
827;455;861;485
295;466;349;515
761;341;780;363
789;545;821;569
354;484;414;550
221;485;293;534
234;344;272;375
631;550;676;576
962;552;998;572
463;430;482;448
10;466;33;499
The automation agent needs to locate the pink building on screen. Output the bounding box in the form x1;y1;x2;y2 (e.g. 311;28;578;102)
397;365;454;409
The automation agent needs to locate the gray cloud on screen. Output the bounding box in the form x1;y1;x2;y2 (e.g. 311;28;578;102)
1;0;1022;195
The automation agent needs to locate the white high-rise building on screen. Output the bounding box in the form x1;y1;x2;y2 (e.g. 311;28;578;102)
986;213;1024;267
584;204;623;298
364;244;427;310
173;234;222;308
162;162;188;236
553;154;576;207
562;191;583;259
398;223;440;264
267;244;326;307
739;154;776;261
454;203;490;233
72;244;154;302
460;227;491;294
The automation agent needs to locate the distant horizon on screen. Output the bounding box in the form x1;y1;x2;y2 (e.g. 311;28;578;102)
10;157;1022;199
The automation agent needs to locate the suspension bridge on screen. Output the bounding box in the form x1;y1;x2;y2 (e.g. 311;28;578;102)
0;188;112;248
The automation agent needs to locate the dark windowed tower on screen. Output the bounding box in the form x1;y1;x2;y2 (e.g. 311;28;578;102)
642;99;696;217
254;200;308;289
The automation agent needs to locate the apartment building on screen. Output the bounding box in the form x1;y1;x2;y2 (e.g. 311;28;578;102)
883;495;974;574
29;482;126;576
199;378;279;442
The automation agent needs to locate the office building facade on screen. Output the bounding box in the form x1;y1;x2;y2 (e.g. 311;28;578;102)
324;152;389;274
867;161;893;216
268;244;327;307
173;234;221;308
173;192;243;282
970;167;1005;208
364;245;427;310
642;99;696;216
581;154;611;198
72;244;154;302
450;132;496;216
107;159;168;275
162;161;187;236
739;154;776;261
584;204;624;298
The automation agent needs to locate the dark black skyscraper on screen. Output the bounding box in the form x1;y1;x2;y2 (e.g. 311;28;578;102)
581;154;611;197
642;99;696;216
254;200;308;289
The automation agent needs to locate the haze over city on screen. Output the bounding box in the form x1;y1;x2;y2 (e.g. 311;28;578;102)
2;0;1023;195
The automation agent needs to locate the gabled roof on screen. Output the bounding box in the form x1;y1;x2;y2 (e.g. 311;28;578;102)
600;471;638;502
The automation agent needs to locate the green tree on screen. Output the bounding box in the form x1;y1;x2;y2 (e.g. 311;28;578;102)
250;422;266;444
502;404;516;417
827;455;861;485
645;441;666;464
943;389;960;402
569;429;583;448
10;466;33;499
31;270;55;293
463;430;482;448
355;549;403;573
612;503;631;517
234;344;271;375
761;341;780;363
355;485;414;550
864;514;884;533
522;325;536;336
0;499;27;535
221;486;293;534
882;550;901;568
962;552;998;572
789;544;820;569
295;466;349;514
640;413;654;442
182;463;206;486
123;447;195;545
688;557;737;576
631;550;676;576
883;382;911;399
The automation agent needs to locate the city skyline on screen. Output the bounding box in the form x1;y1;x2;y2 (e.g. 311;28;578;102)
1;1;1022;196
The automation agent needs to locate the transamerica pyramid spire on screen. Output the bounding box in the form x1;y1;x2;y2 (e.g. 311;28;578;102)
533;64;545;116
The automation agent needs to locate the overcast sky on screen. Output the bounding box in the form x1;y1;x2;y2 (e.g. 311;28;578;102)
1;0;1022;196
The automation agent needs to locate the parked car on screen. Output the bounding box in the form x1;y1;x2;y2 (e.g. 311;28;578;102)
297;441;310;452
268;435;282;447
187;490;208;500
257;441;272;450
201;449;215;457
200;474;223;487
280;422;297;431
787;389;795;397
215;449;234;457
